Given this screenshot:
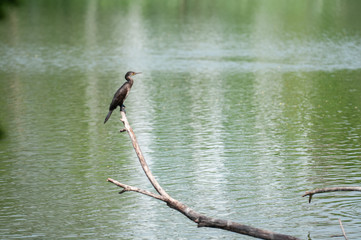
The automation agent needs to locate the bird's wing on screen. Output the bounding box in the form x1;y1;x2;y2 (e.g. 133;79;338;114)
109;82;129;110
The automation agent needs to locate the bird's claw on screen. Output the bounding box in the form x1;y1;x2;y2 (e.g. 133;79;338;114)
121;105;126;113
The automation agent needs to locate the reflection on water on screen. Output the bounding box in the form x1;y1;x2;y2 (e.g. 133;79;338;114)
1;0;361;239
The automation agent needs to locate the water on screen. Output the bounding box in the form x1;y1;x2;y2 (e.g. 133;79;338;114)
1;0;361;239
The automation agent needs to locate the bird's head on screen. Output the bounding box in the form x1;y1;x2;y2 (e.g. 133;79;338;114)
125;71;141;79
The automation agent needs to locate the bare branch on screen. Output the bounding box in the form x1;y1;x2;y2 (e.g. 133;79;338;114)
119;112;171;199
108;111;300;240
338;219;349;240
107;178;164;201
303;187;361;203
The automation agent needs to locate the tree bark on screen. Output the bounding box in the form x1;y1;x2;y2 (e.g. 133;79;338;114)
108;111;300;240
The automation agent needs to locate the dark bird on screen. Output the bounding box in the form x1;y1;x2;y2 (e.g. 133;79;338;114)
104;71;141;124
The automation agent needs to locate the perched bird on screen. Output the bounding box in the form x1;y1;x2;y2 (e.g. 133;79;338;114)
104;71;141;124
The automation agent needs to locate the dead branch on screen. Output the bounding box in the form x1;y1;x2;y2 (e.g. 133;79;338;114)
302;187;361;203
107;111;300;240
338;219;349;240
107;178;164;201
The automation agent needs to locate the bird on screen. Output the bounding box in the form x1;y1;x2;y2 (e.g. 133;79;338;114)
104;71;141;124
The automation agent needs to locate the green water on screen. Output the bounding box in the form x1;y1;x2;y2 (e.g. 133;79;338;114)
1;0;361;239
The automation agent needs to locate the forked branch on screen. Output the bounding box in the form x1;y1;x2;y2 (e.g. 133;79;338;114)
107;111;300;240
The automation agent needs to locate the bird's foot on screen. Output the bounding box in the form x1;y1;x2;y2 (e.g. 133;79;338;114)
121;105;126;113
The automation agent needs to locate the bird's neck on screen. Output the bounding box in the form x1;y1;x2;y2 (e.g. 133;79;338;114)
126;77;134;85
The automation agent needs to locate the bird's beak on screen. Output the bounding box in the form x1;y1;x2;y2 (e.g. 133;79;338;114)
134;72;141;75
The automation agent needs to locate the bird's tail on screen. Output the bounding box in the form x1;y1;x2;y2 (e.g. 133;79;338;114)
104;110;113;124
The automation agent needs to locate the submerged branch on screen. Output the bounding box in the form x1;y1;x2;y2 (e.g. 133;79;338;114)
338;219;349;240
303;187;361;203
108;111;300;240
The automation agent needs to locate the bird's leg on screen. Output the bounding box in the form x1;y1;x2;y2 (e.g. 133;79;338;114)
121;105;126;113
119;105;126;132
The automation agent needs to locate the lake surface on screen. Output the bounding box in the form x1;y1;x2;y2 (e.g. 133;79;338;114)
1;0;361;239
